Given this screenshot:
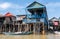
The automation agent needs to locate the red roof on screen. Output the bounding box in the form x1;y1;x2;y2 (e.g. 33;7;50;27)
5;12;13;17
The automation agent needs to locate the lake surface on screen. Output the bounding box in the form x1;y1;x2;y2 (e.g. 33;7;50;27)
0;34;60;39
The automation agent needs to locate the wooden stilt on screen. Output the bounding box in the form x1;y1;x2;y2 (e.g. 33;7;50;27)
9;24;10;32
42;22;45;35
20;24;22;32
25;24;28;32
13;22;14;32
18;23;19;32
30;24;31;32
39;22;40;34
5;24;6;32
33;23;35;34
20;24;21;32
21;24;22;32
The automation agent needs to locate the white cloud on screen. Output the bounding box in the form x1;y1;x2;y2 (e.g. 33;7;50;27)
0;2;11;9
0;2;24;10
0;2;25;15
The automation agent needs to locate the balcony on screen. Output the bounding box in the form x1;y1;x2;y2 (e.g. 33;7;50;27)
27;13;46;19
23;18;45;23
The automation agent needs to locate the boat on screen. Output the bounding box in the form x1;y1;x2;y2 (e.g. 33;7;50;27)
54;31;60;34
3;31;33;35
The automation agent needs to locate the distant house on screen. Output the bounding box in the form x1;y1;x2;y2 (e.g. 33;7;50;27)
49;17;59;26
49;17;59;31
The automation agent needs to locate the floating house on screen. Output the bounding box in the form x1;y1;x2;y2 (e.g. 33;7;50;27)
0;12;16;33
49;17;58;26
23;1;48;34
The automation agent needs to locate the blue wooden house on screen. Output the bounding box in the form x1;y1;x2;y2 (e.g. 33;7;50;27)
23;1;48;34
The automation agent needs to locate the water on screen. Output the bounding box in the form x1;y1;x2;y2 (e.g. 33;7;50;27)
0;34;60;39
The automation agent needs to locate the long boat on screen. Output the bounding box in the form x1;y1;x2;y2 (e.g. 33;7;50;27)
3;31;33;35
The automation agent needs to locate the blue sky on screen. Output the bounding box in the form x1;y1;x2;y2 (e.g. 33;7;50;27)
0;0;60;19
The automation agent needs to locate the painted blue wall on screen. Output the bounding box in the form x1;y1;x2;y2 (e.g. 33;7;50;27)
23;11;48;25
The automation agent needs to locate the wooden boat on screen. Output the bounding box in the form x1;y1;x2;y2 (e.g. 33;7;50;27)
3;31;33;35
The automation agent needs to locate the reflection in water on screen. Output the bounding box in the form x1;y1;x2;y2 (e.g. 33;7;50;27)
0;34;60;39
40;35;47;39
0;34;47;39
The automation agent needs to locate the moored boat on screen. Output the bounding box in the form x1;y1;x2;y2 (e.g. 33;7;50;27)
3;31;33;35
54;31;60;34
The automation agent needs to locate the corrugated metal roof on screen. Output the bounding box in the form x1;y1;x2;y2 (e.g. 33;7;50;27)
26;1;45;9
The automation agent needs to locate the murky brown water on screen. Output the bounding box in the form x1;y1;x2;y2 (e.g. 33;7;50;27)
0;34;60;39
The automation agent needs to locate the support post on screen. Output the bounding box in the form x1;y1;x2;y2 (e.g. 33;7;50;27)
42;22;45;35
33;23;36;34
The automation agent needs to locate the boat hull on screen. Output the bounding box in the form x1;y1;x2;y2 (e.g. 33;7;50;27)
3;32;33;35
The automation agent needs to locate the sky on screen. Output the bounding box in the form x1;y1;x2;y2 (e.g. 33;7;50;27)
0;0;60;19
